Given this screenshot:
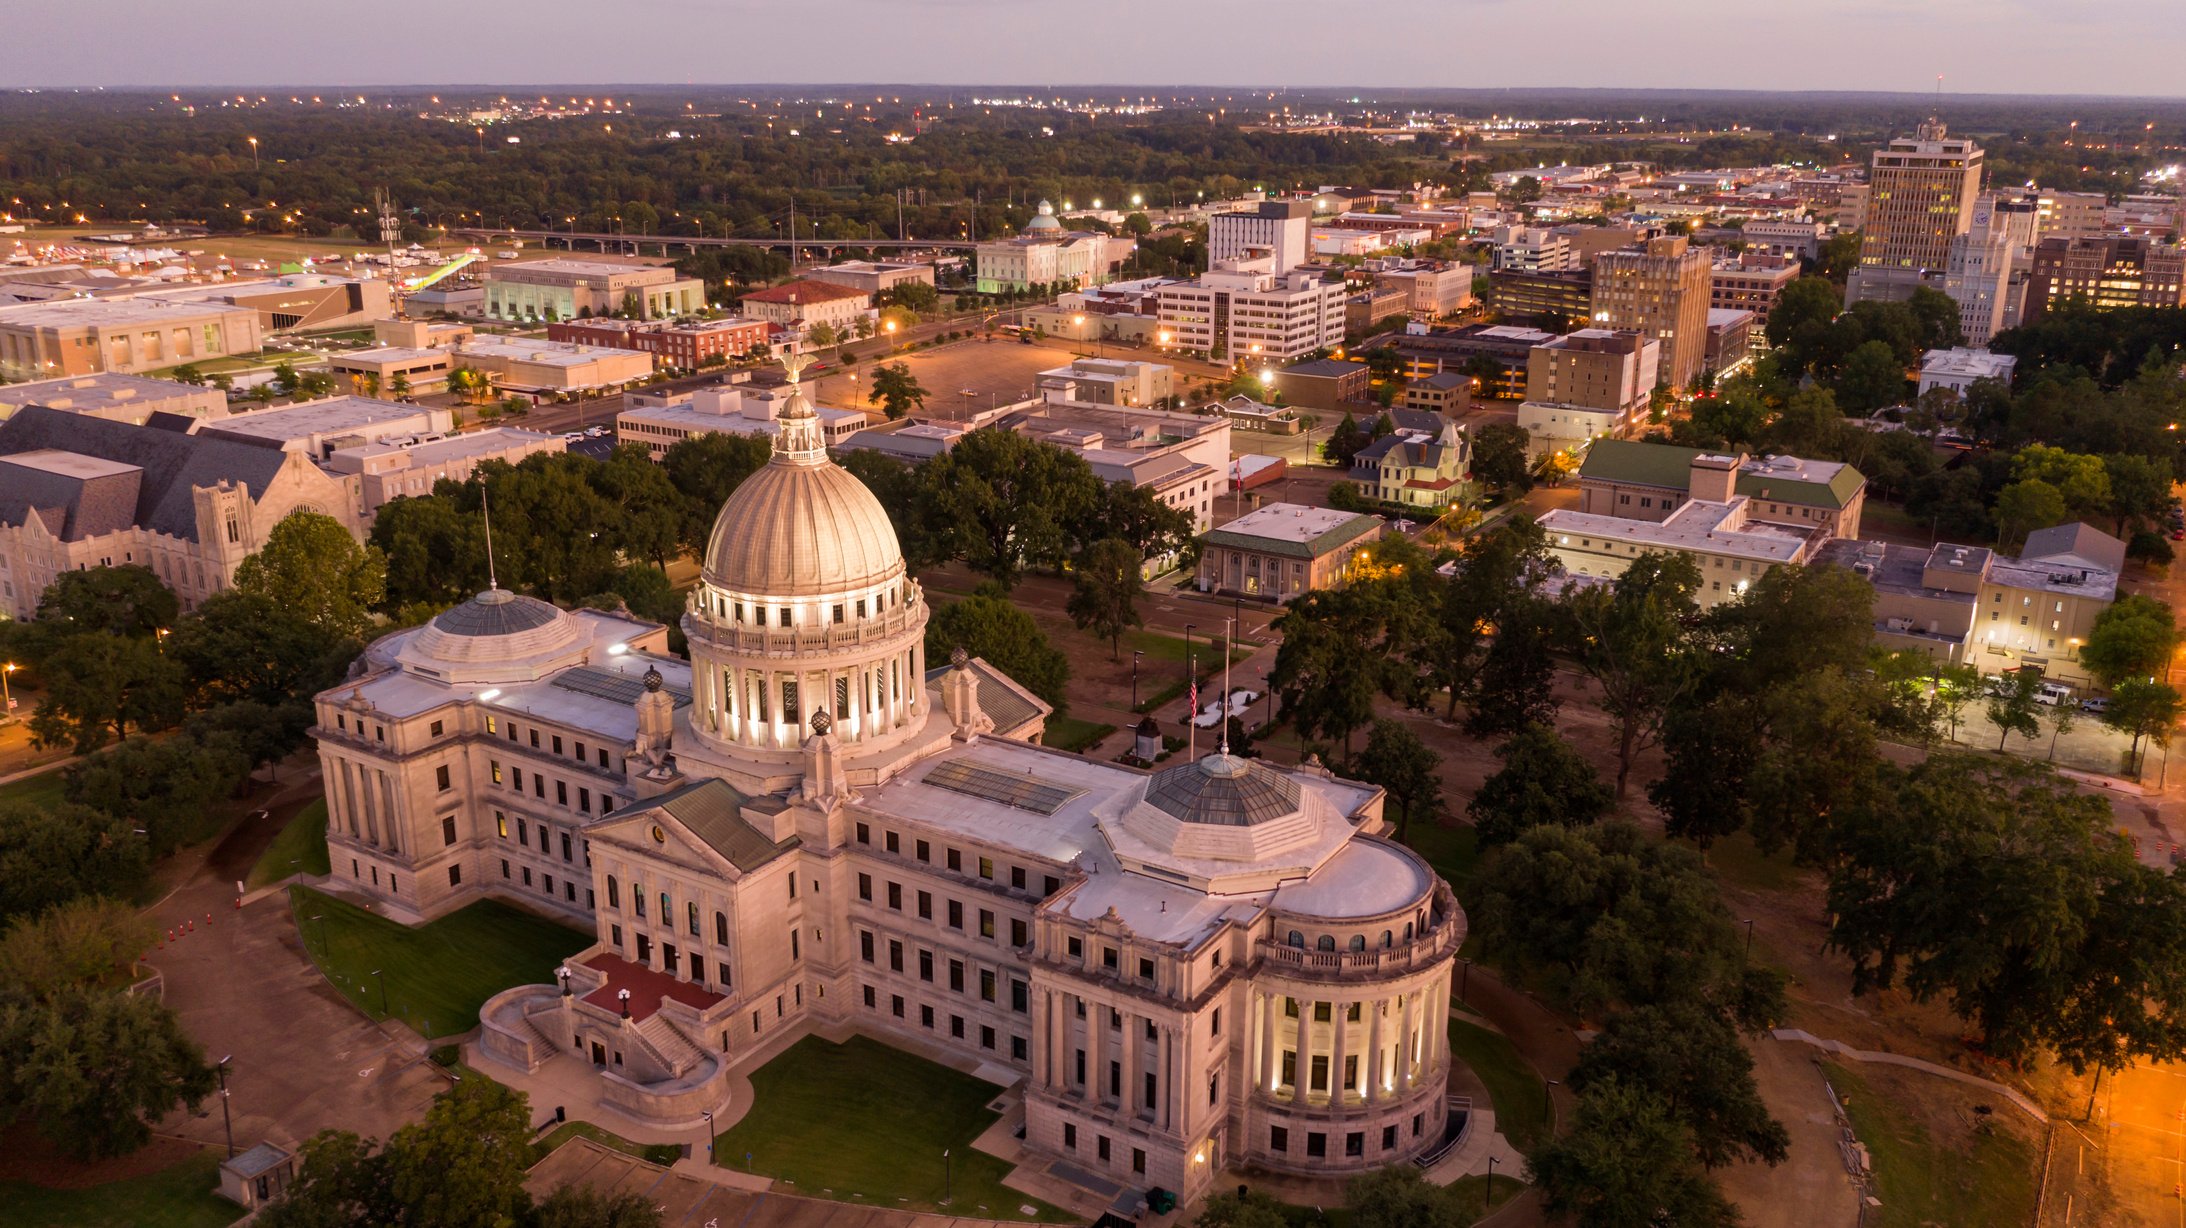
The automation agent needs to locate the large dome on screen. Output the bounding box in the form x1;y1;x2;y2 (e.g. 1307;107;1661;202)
396;588;588;683
698;368;905;599
701;459;904;598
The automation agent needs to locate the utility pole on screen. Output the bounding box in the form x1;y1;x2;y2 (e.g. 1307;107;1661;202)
215;1056;235;1158
789;197;799;270
897;189;906;242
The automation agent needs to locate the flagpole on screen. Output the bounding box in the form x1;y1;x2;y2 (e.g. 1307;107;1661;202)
1186;652;1196;764
1220;618;1234;755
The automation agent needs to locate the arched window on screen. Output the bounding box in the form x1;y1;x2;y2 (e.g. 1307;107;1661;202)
659;891;671;923
606;876;619;909
1348;934;1366;951
715;911;730;946
688;901;700;937
1381;930;1394;948
1286;930;1304;948
1316;935;1336;952
1404;921;1414;941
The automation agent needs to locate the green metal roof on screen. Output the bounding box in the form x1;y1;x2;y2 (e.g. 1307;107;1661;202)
1576;439;1863;511
628;778;798;872
1202;511;1383;560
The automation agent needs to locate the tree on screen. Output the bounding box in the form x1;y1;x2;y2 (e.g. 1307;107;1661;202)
369;492;489;609
922;430;1099;586
1562;553;1699;798
31;564;180;641
2079;593;2177;690
1993;478;2068;550
67;731;249;855
1348;719;1440;840
1469;422;1532;495
1344;1165;1463;1228
1320;413;1368;468
1833;338;1908;413
1190;1188;1293;1228
0;897;157;1000
1065;538;1145;659
388;371;411;400
258;1131;392;1228
925;586;1069;712
1648;696;1763;848
2104;451;2173;535
31;634;186;753
1474;823;1782;1026
382;1077;537;1228
1765;276;1841;352
840;449;948;571
1569;1000;1789;1170
867;362;928;420
1825;753;2186;1071
2014;444;2113;521
170;590;355;712
236;511;387;641
1985;669;2044;750
0;802;152;922
2103;676;2183;770
0;989;217;1160
1469;723;1614;846
1270;589;1386;756
660;431;773;555
1528;1079;1742;1228
588;444;683;571
1078;481;1195;565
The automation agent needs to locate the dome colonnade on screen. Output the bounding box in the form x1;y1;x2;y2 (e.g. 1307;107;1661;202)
682;359;929;757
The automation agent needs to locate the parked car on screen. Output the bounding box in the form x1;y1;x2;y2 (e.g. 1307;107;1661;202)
2035;681;2074;707
2081;696;2111;715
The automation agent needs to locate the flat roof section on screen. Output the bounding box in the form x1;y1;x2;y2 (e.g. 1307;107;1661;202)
0;448;141;480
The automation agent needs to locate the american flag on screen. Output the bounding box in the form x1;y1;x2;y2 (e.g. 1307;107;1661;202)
1188;677;1198;718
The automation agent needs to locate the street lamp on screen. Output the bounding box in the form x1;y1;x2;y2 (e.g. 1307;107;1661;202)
371;968;388;1016
1131;650;1145;710
247;137;259;169
557;964;572;997
943;1148;953;1202
885;319;899;352
1485;1155;1498;1210
1741;918;1756;964
617;988;632;1019
703;1108;716;1158
1;661;17;718
1459;957;1473;1003
215;1055;235;1158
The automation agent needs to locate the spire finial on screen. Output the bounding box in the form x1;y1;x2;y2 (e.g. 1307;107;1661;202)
1219;617;1234;755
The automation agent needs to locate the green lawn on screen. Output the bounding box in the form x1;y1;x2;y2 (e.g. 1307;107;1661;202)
0;763;72;811
0;1149;241;1228
247;799;330;888
1822;1062;2038;1228
713;1034;1071;1221
1043;716;1116;755
1123;628;1254;667
1448;1019;1552;1157
290;886;591;1039
535;1121;683;1167
1445;1173;1525;1224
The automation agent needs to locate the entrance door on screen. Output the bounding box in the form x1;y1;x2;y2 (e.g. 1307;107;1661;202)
590;1041;606;1066
664;944;680;976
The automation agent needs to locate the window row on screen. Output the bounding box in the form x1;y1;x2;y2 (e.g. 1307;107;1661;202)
855;875;1025;945
857;928;1030;1011
859;982;1028;1061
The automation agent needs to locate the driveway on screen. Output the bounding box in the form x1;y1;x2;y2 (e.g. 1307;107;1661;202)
148;770;447;1151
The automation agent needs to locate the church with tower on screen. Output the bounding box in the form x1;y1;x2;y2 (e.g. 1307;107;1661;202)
310;360;1463;1199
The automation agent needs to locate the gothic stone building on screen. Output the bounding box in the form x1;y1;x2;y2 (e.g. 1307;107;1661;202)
311;369;1463;1201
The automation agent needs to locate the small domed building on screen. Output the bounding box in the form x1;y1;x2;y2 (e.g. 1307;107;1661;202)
312;364;1461;1200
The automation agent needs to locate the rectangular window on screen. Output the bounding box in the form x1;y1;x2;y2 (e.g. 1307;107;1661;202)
441;816;457;846
889;941;904;972
858;873;872;901
918;949;933;982
947;900;963;929
980;970;997;1002
1011;866;1026;890
885;831;899;854
917;890;932;920
916;839;929;863
1011;918;1027;947
430;719;444;737
887;882;902;911
947;849;961;872
949;959;965;992
447;865;461;887
978;856;994;880
856;822;870;844
980;910;995;939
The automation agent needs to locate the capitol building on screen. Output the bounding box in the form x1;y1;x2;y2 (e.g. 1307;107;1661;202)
310;364;1463;1200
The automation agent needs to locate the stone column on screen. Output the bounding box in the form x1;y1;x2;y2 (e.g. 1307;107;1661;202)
1398;991;1417;1091
1123;1009;1142;1117
1259;994;1280;1095
1320;996;1337;1101
1088;999;1106;1102
1366;998;1385;1103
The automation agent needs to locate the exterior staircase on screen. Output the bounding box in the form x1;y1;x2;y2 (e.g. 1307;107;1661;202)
633;1012;705;1077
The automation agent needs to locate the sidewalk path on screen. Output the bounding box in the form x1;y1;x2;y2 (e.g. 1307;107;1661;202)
1771;1028;2049;1123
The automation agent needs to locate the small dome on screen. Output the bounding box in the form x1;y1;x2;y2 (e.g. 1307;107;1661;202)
1025;199;1062;232
430;588;563;637
1143;753;1302;827
398;588;589;683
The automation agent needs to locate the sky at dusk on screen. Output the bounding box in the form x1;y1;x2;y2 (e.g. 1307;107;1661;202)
10;0;2183;98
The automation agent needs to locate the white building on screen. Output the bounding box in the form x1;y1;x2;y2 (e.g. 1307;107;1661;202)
1918;347;2017;397
1208;201;1313;273
199;398;456;461
1156;257;1346;363
974;201;1134;295
1490;226;1576;273
1034;357;1175;407
326;428;565;517
308;366;1463;1200
0;372;228;425
617;386;869;459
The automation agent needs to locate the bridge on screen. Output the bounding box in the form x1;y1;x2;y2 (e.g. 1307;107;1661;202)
445;227;982;260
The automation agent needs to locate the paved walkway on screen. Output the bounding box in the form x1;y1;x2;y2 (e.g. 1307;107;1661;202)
1771;1028;2049;1123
